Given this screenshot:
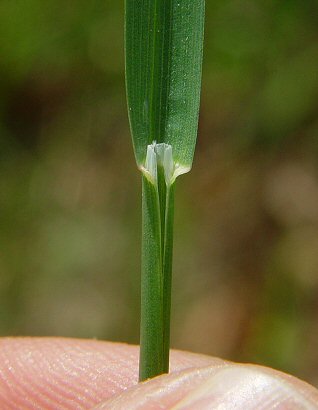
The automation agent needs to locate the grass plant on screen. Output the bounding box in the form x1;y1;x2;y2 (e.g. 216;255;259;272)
125;0;205;381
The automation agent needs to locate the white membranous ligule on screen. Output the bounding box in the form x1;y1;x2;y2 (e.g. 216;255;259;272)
140;142;190;186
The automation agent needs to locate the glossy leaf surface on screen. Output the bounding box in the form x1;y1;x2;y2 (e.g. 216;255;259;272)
125;0;205;169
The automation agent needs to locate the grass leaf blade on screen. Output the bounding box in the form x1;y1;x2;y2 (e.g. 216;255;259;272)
125;0;205;168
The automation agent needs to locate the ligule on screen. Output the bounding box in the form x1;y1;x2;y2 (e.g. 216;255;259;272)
141;142;190;186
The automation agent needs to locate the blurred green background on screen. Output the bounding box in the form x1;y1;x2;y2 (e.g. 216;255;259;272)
1;0;318;386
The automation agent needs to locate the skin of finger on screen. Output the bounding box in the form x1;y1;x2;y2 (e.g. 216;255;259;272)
95;364;318;410
0;337;222;410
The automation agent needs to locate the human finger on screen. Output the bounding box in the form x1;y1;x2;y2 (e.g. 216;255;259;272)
0;337;220;409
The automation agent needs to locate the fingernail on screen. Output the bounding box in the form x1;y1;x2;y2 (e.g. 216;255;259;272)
172;366;317;409
94;365;318;410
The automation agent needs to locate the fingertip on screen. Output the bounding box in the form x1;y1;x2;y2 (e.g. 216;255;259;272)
1;338;317;410
0;337;139;409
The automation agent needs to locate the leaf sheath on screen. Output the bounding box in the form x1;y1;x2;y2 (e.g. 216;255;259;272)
139;171;175;381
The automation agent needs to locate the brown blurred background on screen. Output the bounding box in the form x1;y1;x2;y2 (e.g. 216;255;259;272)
1;0;318;386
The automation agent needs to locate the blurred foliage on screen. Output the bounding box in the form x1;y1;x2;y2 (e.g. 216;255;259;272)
1;0;318;386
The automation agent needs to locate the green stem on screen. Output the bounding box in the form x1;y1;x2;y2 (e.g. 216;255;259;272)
139;171;175;381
